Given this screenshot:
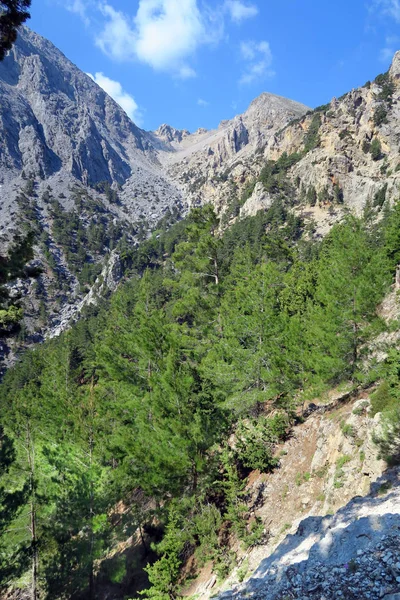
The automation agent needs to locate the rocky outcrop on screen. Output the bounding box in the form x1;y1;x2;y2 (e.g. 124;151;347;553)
0;26;184;236
219;471;400;600
240;183;274;218
389;50;400;83
47;250;124;339
185;393;399;600
154;124;191;144
157;92;310;211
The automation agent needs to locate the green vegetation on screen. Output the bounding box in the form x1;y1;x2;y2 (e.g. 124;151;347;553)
0;196;399;598
373;72;394;128
374;105;388;127
373;184;388;209
0;0;31;61
0;233;36;333
370;138;382;161
303;114;322;153
245;115;322;210
375;72;395;104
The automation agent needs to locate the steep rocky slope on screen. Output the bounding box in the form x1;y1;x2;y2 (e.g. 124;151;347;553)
162;52;400;235
0;25;184;242
219;468;400;600
229;52;400;233
0;26;310;366
155;92;309;211
181;393;399;600
2;27;400;372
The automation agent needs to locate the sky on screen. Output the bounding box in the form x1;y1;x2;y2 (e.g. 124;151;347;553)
27;0;400;132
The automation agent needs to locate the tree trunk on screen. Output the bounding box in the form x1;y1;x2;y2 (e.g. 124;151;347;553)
27;424;38;600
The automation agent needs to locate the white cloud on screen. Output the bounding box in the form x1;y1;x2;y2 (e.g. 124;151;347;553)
225;0;258;23
65;0;91;25
373;0;400;21
239;40;274;84
96;4;137;61
379;35;399;61
96;0;223;77
179;65;197;79
197;98;210;107
87;72;143;124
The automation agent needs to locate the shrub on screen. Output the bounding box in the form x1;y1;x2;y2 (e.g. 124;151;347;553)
374;407;400;465
0;306;23;327
362;140;371;153
237;558;249;582
374;105;388;127
333;183;344;204
304;114;322;153
235;414;288;472
370;138;382;161
370;381;397;416
341;423;355;438
307;186;317;207
373;184;387;208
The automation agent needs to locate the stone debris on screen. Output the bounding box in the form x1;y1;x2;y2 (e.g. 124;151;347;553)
217;470;400;600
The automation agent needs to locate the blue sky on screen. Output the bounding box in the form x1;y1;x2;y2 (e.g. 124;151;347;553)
28;0;400;132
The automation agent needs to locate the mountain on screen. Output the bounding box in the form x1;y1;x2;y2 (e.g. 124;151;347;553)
0;26;310;364
158;92;311;212
0;26;310;241
230;53;400;232
2;26;400;369
1;26;400;600
0;26;183;241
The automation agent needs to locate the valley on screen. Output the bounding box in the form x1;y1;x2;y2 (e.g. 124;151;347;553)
1;21;400;600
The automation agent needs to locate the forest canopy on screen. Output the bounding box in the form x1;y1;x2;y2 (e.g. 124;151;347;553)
0;200;399;599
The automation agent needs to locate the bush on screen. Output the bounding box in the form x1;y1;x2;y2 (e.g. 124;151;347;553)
370;138;382;161
374;105;388;127
375;72;390;87
373;184;387;209
362;140;371;153
304;114;322;153
307;186;317;207
374;406;400;465
235;414;288;472
240;179;256;204
0;306;23;328
333;183;344;204
370;381;397;416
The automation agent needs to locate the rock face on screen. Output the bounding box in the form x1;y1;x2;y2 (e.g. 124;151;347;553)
0;26;309;241
1;26;400;370
153;124;191;144
0;27;149;182
156;92;310;212
220;475;400;600
389;50;400;83
0;26;184;237
194;394;399;600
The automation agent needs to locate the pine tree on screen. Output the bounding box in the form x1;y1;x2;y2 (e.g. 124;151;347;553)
0;0;31;60
0;427;29;587
306;217;389;381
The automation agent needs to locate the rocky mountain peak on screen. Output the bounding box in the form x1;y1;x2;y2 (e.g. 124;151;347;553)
154;123;191;144
389;49;400;82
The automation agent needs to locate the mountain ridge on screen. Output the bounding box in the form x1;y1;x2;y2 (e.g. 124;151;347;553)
1;25;400;369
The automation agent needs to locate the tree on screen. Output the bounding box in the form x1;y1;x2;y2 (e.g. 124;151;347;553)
306;217;389;381
0;0;31;60
307;185;317;207
0;381;46;600
0;427;28;587
204;247;286;414
370;138;382;161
